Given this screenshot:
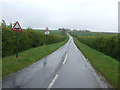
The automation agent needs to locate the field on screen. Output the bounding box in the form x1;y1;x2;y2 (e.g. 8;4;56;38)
70;30;116;36
35;29;63;35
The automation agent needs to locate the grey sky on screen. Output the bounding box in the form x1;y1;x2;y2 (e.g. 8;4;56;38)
1;0;119;32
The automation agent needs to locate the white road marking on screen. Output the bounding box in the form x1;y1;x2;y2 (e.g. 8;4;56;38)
47;74;59;90
63;54;67;64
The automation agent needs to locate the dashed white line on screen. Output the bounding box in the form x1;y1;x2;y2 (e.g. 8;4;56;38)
47;74;59;90
63;54;67;64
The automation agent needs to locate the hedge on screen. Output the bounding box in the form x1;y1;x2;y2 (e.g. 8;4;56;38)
2;27;66;57
76;35;119;61
70;32;119;61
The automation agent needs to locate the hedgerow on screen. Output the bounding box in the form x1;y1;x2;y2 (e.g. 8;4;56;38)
70;32;119;61
2;27;67;57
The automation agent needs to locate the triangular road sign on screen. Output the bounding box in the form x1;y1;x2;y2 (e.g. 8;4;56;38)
45;27;50;35
12;21;22;31
45;27;50;32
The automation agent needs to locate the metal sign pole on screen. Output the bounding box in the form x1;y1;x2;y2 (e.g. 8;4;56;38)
16;31;19;58
12;21;22;58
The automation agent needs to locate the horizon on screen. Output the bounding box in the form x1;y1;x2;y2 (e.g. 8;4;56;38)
2;23;118;33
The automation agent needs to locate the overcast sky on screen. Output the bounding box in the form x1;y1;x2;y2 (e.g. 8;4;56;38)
1;0;119;32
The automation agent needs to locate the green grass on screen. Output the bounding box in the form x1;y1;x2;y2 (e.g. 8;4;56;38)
2;37;68;77
73;37;119;88
50;30;62;34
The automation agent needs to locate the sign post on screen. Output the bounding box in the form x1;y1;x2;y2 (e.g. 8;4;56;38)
12;21;22;58
16;31;19;58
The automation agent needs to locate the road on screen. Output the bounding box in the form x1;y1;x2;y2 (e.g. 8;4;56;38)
2;35;108;89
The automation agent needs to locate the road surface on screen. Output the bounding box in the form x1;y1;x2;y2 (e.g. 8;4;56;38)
2;35;108;89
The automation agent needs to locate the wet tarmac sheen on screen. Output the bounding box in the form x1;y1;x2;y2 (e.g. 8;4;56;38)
2;35;108;88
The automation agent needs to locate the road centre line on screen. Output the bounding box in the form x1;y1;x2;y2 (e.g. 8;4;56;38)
63;54;67;64
47;74;59;90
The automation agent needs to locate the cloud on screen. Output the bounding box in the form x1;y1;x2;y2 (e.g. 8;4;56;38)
1;0;119;32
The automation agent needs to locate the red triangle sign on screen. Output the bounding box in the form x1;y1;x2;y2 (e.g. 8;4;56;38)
12;21;22;31
45;27;50;32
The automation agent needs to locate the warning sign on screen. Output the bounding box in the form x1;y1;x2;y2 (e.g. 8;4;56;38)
45;27;50;35
12;21;22;31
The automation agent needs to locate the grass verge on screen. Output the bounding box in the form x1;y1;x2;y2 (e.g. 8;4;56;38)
73;37;119;88
2;37;68;77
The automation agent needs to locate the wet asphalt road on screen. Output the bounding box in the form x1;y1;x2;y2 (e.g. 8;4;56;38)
2;35;108;88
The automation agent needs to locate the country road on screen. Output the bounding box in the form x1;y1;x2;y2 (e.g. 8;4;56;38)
2;35;108;88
